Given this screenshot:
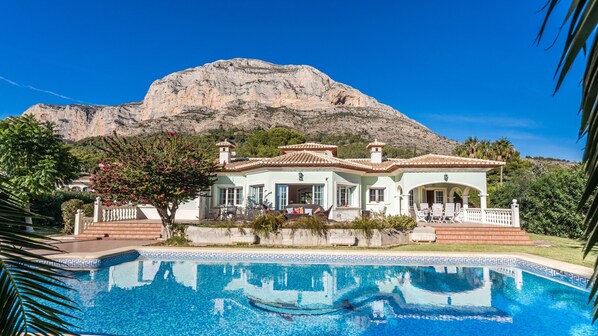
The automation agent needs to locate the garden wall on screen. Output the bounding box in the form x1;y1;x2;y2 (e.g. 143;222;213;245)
185;227;410;247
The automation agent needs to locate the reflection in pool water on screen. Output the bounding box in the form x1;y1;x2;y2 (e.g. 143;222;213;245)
62;260;596;336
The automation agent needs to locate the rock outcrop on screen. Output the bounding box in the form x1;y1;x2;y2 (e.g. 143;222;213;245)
23;58;458;153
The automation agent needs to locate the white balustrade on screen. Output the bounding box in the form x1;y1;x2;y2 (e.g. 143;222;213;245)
100;205;138;222
464;208;482;223
484;208;513;226
74;209;96;235
462;203;519;227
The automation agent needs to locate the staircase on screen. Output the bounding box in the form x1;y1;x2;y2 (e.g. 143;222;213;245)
433;226;534;245
79;220;163;240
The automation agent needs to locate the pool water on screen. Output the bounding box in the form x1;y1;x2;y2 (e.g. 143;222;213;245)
61;259;597;336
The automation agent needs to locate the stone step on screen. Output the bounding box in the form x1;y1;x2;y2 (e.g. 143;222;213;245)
435;230;529;235
78;234;161;240
432;226;534;245
436;234;531;240
85;223;163;228
81;220;163;240
437;239;534;245
433;227;523;231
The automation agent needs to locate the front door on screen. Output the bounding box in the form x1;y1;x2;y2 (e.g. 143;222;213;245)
426;190;434;208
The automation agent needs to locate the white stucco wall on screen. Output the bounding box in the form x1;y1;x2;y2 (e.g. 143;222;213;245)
203;168;489;221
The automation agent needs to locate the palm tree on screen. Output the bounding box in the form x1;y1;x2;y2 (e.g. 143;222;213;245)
452;136;481;158
537;0;598;320
0;174;78;335
491;137;517;162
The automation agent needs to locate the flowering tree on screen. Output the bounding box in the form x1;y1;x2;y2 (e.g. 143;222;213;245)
92;132;218;238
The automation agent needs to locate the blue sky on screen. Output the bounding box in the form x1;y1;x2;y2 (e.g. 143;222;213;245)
0;1;586;161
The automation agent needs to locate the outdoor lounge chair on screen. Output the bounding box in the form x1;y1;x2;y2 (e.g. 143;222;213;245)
444;203;455;223
430;206;444;223
419;203;429;211
413;203;428;223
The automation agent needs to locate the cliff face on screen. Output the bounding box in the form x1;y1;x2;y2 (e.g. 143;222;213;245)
23;58;458;153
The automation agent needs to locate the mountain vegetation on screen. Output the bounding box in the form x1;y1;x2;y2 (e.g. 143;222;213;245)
67;127;427;173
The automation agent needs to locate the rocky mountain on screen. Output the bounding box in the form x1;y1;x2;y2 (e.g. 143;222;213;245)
24;58;458;154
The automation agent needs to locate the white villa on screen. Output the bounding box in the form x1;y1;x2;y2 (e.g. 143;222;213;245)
206;140;505;222
77;139;528;242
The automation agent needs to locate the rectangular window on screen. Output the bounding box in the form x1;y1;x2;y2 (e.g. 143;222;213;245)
249;185;264;205
337;185;355;207
369;188;385;203
409;190;414;207
217;187;243;206
313;185;324;206
434;190;444;204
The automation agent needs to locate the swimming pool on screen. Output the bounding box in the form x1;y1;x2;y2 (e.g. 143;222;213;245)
56;251;597;335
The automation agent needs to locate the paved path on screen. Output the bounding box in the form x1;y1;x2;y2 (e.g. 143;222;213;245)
32;238;155;256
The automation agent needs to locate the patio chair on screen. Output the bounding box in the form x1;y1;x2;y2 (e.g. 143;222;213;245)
316;206;333;222
413;203;428;223
444;203;455;223
207;208;220;221
419;203;429;211
222;205;237;220
430;206;444;223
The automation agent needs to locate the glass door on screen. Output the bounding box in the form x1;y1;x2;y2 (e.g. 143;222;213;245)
275;184;288;210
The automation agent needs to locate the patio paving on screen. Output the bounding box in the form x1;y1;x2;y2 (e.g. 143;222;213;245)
32;238;155;256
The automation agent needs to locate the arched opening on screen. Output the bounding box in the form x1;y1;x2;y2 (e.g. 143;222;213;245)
406;182;483;209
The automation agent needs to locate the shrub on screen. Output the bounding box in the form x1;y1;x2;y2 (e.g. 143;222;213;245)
350;214;416;241
288;215;328;238
350;216;383;241
31;190;96;226
251;212;286;237
161;236;190;247
491;165;589;238
81;203;94;217
61;199;84;234
384;215;417;231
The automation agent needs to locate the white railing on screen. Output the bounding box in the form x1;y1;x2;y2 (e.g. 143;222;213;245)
101;205;138;222
464;208;482;223
462;200;520;227
484;208;512;226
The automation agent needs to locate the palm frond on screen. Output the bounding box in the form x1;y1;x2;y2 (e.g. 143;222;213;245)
0;175;78;335
537;0;598;322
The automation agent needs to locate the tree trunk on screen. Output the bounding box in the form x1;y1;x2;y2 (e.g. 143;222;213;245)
155;206;174;239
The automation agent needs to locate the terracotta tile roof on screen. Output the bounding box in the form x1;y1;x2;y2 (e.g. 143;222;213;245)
215;140;236;147
278;142;338;154
397;154;505;168
220;149;504;173
222;151;371;171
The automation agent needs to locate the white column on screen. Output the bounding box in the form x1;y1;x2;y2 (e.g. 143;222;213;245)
93;196;102;223
511;199;520;227
462;194;469;209
480;193;488;223
401;194;410;216
74;209;83;235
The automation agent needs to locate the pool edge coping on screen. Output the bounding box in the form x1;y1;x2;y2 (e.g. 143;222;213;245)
46;246;594;279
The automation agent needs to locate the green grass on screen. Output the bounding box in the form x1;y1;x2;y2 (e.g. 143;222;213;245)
391;233;597;268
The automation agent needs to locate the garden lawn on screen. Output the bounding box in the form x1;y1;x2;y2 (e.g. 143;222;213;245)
391;233;597;268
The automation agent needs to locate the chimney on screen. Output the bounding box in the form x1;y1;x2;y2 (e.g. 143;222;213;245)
216;139;235;164
367;139;386;164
